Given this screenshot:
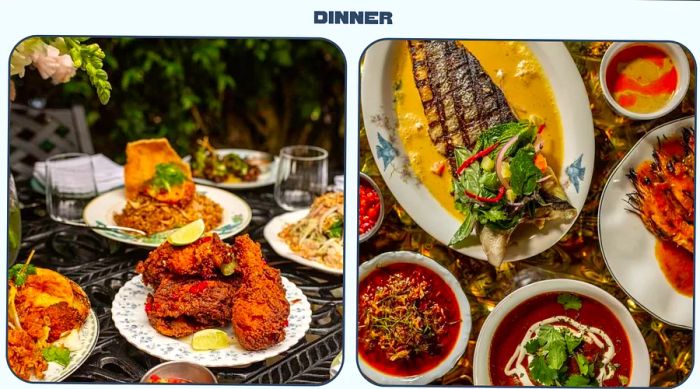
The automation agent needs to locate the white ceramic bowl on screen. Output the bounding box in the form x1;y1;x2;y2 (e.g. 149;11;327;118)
600;42;690;120
473;279;650;386
358;251;472;385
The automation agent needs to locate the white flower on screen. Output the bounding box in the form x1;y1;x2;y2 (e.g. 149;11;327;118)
10;37;43;77
50;51;77;84
30;45;76;84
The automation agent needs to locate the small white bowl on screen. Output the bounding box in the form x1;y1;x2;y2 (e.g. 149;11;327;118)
600;41;690;120
473;279;650;386
358;251;472;385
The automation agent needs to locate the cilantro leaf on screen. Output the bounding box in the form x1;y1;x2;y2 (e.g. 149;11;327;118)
565;374;591;386
558;293;583;310
537;325;564;347
42;345;71;367
8;264;37;287
533;325;567;370
575;353;592;376
509;146;542;196
150;163;187;191
525;338;540;354
564;330;583;354
545;339;567;370
529;355;559;386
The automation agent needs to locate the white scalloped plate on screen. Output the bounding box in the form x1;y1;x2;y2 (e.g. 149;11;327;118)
33;310;99;382
112;275;312;367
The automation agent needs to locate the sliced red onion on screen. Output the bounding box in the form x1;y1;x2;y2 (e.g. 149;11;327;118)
537;175;553;183
496;135;520;189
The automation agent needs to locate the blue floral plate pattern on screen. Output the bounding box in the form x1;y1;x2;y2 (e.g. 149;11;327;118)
83;184;252;248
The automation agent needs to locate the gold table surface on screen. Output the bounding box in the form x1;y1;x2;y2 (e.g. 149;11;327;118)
359;42;696;386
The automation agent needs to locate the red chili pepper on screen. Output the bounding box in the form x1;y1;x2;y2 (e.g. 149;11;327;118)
456;143;500;175
464;186;506;203
537;124;546;134
189;281;209;294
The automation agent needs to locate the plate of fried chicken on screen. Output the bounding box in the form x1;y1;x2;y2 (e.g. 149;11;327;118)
111;233;312;366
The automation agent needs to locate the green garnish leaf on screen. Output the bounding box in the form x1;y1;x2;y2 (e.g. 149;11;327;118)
9;264;37;287
476;121;535;150
151;163;187;191
509;146;543;196
478;171;500;192
575;353;591;376
525;338;540;354
327;219;344;239
565;374;591;387
449;205;477;247
564;331;583;354
545;339;567;370
558;293;583;311
42;345;71;367
619;375;629;385
529;355;559;386
533;325;567;370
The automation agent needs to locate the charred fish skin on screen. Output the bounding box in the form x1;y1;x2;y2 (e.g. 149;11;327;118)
408;40;517;175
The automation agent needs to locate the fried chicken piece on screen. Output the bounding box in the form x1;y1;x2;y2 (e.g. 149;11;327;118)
14;269;91;343
8;328;47;381
136;234;235;288
145;278;236;338
231;235;290;351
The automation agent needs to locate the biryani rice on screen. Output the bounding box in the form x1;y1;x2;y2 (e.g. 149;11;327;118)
114;193;223;235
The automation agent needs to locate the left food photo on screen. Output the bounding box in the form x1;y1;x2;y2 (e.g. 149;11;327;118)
7;37;345;384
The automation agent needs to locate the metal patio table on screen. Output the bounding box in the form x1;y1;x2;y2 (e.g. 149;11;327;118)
15;183;343;384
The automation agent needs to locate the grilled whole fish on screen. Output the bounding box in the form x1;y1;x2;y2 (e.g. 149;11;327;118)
407;40;576;266
408;40;517;176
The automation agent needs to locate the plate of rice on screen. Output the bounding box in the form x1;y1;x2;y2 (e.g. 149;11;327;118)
83;184;252;247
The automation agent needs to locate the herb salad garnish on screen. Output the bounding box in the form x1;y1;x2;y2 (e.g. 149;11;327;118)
450;121;548;246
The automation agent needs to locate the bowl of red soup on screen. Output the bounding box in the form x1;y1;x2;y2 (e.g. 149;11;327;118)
600;42;690;120
358;251;471;385
473;279;649;387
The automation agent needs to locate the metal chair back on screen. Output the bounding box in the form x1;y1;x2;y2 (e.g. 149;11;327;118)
10;104;94;179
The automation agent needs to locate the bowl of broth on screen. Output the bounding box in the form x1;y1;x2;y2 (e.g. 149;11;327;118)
600;42;690;120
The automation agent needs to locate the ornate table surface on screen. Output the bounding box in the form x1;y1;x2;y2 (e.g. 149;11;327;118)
14;183;343;384
359;41;695;387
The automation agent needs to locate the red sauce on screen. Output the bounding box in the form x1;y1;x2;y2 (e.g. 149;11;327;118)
359;183;381;235
656;240;694;297
606;44;678;113
147;374;192;384
358;262;461;376
489;292;632;387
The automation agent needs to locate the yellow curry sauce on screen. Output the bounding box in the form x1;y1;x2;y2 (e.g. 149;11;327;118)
393;41;564;219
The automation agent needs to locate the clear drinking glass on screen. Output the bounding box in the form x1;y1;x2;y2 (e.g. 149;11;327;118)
274;145;329;211
45;153;98;224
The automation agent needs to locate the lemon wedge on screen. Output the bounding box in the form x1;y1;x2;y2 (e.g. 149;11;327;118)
167;219;205;246
191;329;231;351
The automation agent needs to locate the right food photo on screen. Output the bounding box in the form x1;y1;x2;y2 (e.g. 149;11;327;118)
358;40;695;386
